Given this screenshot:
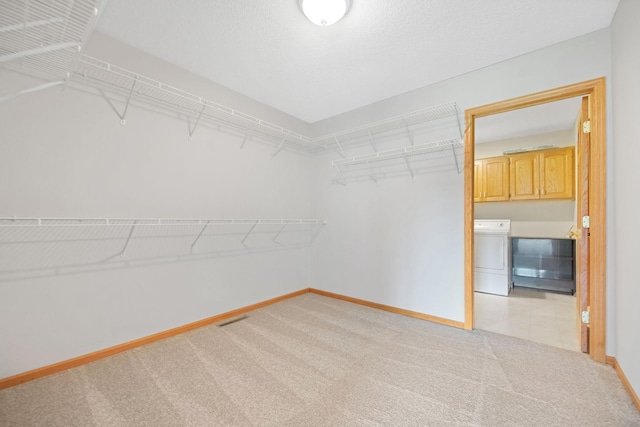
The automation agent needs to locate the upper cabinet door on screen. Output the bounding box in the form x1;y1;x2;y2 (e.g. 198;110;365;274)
484;157;510;202
510;152;539;200
539;147;574;199
477;147;574;203
475;157;509;203
474;160;484;202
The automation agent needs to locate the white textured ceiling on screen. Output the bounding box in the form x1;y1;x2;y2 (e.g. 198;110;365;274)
96;0;619;123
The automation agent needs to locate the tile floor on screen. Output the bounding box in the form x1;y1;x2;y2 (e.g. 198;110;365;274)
474;286;580;352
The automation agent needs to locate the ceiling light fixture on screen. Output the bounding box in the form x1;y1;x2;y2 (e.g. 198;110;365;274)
299;0;350;26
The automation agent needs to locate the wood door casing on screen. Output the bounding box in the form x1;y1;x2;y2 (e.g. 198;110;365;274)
577;96;591;353
464;77;607;363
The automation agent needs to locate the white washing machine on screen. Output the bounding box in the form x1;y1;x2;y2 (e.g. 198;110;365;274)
474;219;511;296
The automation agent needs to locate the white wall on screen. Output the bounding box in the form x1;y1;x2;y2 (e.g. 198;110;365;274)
611;0;640;401
475;129;577;238
0;39;313;377
311;29;612;330
311;148;465;321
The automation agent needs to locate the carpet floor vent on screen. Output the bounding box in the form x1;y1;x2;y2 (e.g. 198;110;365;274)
217;315;248;327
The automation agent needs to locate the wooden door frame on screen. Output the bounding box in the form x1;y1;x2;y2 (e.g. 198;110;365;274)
463;77;607;363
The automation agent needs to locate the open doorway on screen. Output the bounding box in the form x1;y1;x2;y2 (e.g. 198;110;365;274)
472;97;582;352
463;78;607;363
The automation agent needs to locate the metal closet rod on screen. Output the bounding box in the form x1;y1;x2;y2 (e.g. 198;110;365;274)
0;217;326;227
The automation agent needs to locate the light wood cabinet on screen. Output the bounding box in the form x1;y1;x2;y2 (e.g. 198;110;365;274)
510;152;539;200
510;147;574;201
474;156;510;203
475;146;575;203
539;147;575;199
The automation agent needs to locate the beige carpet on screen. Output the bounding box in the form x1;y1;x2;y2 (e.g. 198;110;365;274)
1;293;638;426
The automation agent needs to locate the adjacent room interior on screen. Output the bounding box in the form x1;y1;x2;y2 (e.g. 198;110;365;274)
473;98;582;352
1;0;639;424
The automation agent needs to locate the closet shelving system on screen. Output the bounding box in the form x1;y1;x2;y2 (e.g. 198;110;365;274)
332;138;463;185
0;217;325;279
71;56;465;168
324;102;464;185
1;1;463;272
71;55;319;156
1;0;465;163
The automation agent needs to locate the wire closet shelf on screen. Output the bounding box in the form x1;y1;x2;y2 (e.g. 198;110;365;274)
315;102;462;149
0;217;325;280
0;0;103;99
332;139;464;185
71;57;465;157
72;55;317;155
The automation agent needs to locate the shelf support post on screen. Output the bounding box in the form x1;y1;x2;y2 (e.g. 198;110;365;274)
241;221;258;248
454;104;464;140
240;133;249;150
334;137;347;158
333;163;347;184
402;119;414;146
272;137;287;157
367;130;377;153
404;156;415;180
366;161;378;183
310;222;326;243
188;104;206;140
119;76;137;125
451;142;461;174
120;221;137;257
99;77;137;125
272;224;287;246
190;221;209;253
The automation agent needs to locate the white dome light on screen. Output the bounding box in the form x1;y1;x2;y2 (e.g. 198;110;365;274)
299;0;350;26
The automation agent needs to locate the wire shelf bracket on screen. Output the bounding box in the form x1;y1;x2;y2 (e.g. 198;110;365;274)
190;222;209;253
188;104;206;140
119;221;136;257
